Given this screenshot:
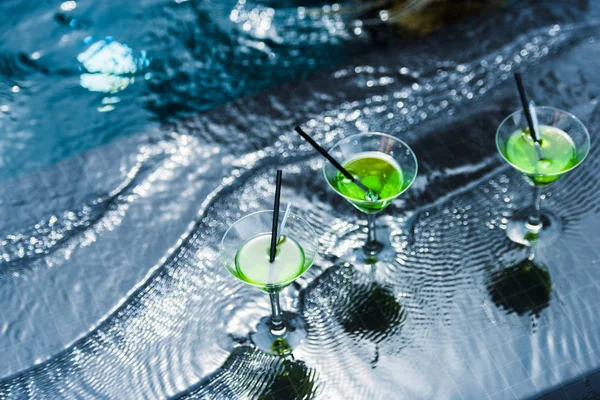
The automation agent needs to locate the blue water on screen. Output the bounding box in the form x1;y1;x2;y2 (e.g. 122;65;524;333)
3;0;600;397
0;0;369;182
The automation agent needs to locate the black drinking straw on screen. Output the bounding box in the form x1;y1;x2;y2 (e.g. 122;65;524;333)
514;73;541;142
294;126;372;195
269;170;283;263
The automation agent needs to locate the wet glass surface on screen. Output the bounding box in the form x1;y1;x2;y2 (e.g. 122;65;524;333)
2;0;600;399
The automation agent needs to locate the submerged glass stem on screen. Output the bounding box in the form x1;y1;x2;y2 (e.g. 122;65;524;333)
527;185;543;229
269;293;286;334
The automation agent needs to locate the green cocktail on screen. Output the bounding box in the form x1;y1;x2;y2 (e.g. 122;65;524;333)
234;233;306;293
221;210;319;355
335;152;404;213
496;106;590;246
324;132;418;259
505;125;577;185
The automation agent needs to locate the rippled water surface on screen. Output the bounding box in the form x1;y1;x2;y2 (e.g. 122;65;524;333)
2;0;600;399
0;0;369;181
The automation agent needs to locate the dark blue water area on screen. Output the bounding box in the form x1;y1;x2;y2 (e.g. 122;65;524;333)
0;0;371;182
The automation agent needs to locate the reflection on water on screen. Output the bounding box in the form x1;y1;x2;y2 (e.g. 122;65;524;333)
374;0;505;35
213;0;375;44
488;253;551;318
77;38;151;96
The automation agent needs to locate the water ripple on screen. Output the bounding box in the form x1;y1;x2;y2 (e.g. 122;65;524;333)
0;134;190;276
2;1;600;399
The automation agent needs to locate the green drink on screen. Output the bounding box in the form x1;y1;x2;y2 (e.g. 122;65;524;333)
234;233;306;293
323;132;417;258
505;125;577;185
222;209;318;355
496;106;590;247
335;151;404;213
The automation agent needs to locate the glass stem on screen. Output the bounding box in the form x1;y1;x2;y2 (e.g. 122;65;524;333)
363;212;384;257
269;293;286;334
367;213;378;245
527;185;543;229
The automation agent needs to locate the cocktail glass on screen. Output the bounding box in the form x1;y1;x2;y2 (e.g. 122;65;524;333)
220;210;319;355
496;106;590;246
323;132;418;260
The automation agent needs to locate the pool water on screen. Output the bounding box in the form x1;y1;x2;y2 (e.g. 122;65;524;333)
0;0;369;182
2;0;600;398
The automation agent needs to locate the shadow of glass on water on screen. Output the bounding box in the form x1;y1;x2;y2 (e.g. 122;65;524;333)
256;357;317;400
487;252;552;318
298;264;408;370
178;346;318;400
339;282;406;342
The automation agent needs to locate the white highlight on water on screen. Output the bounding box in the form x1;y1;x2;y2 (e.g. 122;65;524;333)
268;202;292;284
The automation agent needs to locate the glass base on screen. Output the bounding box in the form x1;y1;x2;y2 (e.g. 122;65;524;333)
250;312;308;355
355;241;399;266
357;219;399;265
363;240;384;257
505;208;563;247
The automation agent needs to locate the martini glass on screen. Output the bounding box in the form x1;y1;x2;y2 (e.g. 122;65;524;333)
323;132;418;260
220;210;319;355
496;106;590;246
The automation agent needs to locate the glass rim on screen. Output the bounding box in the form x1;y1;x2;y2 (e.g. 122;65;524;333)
495;106;591;178
322;132;418;205
219;209;319;288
